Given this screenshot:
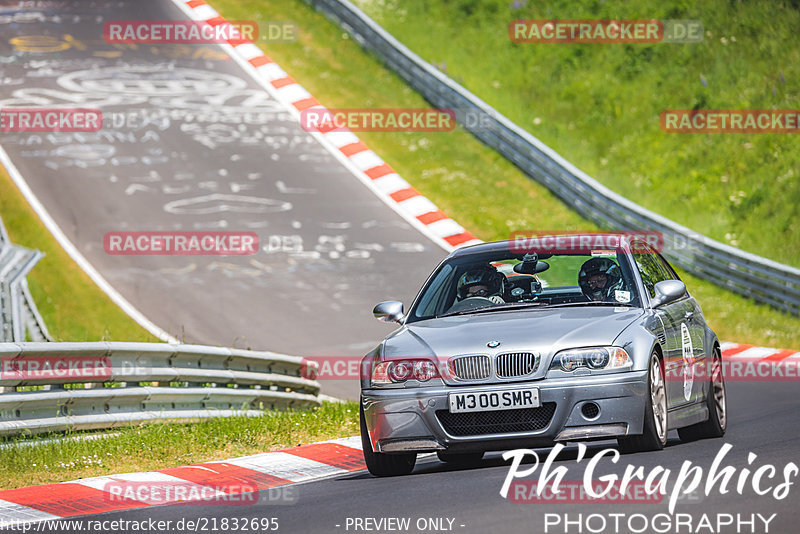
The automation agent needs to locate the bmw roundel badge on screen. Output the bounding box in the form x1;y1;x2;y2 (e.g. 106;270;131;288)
487;340;501;348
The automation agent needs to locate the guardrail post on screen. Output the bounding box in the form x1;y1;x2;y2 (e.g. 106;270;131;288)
0;216;52;341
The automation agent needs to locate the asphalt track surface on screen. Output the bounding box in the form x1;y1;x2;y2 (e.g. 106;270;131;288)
25;380;800;534
0;0;446;399
2;2;800;534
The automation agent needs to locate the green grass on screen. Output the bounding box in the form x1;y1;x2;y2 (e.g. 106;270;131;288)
209;0;799;348
350;0;800;269
0;168;157;342
0;401;359;490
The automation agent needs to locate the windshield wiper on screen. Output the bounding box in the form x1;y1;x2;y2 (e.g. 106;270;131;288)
438;301;549;318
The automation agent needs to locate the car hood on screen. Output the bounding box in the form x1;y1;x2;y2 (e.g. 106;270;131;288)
382;307;643;381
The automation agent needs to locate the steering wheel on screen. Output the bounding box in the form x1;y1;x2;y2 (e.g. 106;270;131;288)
446;296;493;313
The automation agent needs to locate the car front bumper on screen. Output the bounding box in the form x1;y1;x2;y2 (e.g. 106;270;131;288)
361;371;648;453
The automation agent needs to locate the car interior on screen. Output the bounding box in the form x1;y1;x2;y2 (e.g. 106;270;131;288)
410;249;642;321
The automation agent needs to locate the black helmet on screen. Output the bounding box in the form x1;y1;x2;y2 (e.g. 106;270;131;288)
578;257;622;301
457;265;505;300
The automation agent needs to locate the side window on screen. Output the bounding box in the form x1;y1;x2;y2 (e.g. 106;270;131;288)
654;252;680;281
632;243;671;298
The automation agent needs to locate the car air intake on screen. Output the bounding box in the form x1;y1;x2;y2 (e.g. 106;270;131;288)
436;403;557;436
495;352;539;378
448;355;491;380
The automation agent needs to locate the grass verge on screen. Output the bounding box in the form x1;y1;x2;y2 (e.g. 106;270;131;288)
211;0;800;349
0;401;359;490
0;167;156;342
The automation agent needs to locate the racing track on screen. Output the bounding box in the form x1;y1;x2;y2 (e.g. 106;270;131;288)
1;2;799;534
23;380;800;534
0;0;449;399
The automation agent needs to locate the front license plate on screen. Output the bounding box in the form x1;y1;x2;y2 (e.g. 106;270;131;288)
449;388;540;413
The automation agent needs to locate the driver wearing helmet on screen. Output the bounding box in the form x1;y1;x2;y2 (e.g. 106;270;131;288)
456;265;505;304
578;257;622;302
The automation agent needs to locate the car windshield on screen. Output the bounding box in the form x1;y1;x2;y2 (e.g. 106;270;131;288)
407;247;642;322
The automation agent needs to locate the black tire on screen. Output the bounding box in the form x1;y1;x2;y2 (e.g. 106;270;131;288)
618;351;668;454
678;346;727;442
360;404;416;477
437;451;484;464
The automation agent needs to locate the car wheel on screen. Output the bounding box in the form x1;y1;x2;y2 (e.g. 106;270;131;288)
437;451;484;465
359;404;416;477
618;351;668;454
678;346;727;442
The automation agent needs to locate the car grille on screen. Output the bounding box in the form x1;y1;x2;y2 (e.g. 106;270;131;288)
436;403;557;436
496;352;539;378
448;355;491;380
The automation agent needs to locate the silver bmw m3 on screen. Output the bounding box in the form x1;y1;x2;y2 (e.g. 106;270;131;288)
360;234;727;476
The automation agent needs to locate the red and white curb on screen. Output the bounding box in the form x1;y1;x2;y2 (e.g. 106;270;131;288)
0;437;363;526
720;342;800;363
169;0;480;253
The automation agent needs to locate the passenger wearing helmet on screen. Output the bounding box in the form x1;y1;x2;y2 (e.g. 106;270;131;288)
578;257;622;302
456;265;505;304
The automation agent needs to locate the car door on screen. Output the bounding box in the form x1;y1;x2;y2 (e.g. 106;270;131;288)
631;244;694;408
653;252;706;404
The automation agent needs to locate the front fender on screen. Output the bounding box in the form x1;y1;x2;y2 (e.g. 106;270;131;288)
613;311;665;371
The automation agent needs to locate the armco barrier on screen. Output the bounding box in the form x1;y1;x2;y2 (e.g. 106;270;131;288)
305;0;800;315
0;342;321;436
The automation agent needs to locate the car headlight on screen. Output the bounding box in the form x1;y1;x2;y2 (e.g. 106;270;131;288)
371;359;441;386
549;347;632;374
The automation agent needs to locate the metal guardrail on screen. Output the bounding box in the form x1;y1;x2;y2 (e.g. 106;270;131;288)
0;342;321;436
306;0;800;315
0;218;51;342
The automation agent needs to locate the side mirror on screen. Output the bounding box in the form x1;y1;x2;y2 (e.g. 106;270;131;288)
651;280;687;308
373;301;405;324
